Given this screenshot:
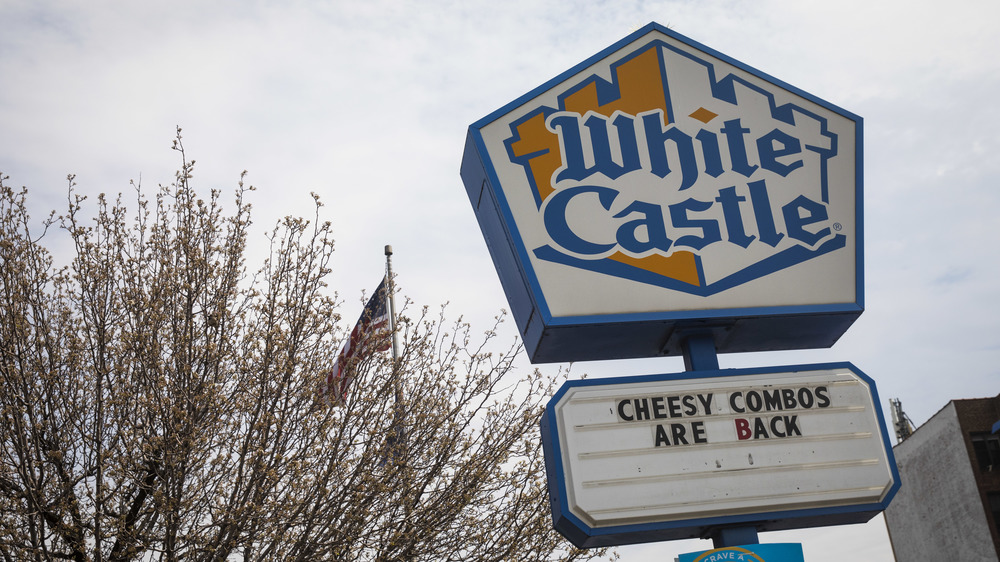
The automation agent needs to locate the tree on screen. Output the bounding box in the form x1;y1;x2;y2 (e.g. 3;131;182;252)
0;132;612;562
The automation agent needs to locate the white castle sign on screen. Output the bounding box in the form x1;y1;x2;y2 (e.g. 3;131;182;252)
461;23;864;363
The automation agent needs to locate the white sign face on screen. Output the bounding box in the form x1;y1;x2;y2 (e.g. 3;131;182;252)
541;364;897;542
475;26;859;317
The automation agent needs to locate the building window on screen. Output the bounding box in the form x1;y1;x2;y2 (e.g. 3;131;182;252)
971;432;1000;473
990;493;1000;538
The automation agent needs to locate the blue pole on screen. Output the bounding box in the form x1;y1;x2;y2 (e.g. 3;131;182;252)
681;333;760;549
712;526;759;549
681;333;719;371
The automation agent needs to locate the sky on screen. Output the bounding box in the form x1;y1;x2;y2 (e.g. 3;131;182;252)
2;0;998;559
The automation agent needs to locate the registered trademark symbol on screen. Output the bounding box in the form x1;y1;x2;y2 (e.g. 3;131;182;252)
833;222;843;231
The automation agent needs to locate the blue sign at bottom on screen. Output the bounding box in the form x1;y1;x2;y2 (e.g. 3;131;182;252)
677;543;804;562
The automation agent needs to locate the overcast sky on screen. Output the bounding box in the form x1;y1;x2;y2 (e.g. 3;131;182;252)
3;0;998;559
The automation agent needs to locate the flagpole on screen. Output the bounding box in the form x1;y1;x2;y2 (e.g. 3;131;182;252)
385;245;401;366
385;245;405;463
385;244;414;555
385;244;399;360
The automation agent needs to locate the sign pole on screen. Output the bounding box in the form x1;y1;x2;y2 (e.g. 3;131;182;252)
681;334;760;549
681;333;719;372
711;526;760;549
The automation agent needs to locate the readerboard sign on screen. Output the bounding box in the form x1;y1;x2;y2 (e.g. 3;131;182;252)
539;363;899;548
461;22;863;363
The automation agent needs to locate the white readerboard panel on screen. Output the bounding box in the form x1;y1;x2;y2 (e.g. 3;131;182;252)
540;363;899;547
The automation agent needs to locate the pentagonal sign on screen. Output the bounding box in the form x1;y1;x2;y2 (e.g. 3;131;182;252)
461;22;863;363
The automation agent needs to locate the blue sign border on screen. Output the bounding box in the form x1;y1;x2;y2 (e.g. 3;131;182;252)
460;22;864;364
538;362;900;548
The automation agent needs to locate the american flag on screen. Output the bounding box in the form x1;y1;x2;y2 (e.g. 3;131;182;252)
324;276;392;406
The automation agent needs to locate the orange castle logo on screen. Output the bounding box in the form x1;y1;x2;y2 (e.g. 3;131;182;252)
503;41;847;296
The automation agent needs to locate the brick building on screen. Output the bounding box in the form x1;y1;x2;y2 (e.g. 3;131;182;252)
884;394;1000;559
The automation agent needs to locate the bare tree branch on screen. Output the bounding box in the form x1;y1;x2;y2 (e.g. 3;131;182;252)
0;135;614;562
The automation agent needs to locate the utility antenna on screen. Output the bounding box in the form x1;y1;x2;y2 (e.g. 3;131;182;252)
889;398;915;443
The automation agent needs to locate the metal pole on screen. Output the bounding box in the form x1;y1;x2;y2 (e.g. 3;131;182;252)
681;332;719;372
711;526;760;549
385;245;400;366
385;245;404;455
385;245;414;559
681;332;759;549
